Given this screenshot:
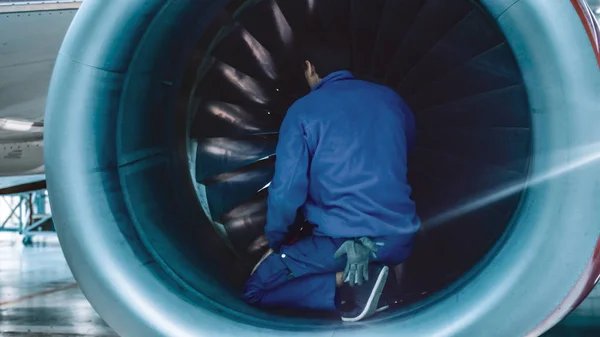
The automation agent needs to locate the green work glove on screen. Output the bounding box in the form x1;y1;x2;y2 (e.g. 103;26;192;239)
333;237;380;287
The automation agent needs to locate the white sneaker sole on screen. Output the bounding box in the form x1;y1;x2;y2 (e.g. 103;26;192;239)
341;266;389;322
376;305;390;313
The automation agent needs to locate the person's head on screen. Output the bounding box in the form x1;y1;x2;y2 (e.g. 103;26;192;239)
303;37;351;89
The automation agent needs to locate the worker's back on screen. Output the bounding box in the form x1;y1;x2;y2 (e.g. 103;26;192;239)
290;70;421;238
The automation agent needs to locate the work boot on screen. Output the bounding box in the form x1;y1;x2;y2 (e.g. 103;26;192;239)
340;264;389;322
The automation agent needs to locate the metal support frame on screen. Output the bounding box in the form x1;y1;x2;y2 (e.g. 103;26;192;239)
0;189;53;245
0;197;21;231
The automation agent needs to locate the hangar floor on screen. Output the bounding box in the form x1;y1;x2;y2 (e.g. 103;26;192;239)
0;234;117;337
0;232;598;337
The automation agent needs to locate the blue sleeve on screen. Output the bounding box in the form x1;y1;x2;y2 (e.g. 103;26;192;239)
265;106;310;251
397;95;416;154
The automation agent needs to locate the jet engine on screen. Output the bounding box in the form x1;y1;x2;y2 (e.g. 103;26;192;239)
44;0;600;335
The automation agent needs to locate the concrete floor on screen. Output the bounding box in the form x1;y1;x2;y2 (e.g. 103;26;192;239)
0;233;117;337
1;232;599;336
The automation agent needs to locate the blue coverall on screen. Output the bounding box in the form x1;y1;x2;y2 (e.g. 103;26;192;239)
243;70;420;311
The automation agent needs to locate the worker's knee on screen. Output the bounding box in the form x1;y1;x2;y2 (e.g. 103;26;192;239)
242;279;265;305
242;254;293;305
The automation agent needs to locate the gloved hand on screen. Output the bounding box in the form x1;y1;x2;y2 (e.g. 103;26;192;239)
334;237;381;287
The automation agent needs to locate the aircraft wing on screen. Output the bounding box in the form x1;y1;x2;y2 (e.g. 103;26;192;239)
0;0;81;194
0;174;46;195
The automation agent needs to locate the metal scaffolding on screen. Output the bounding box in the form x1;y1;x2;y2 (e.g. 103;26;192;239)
0;189;53;245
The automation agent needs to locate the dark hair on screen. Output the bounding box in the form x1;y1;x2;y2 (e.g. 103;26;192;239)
303;35;351;77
